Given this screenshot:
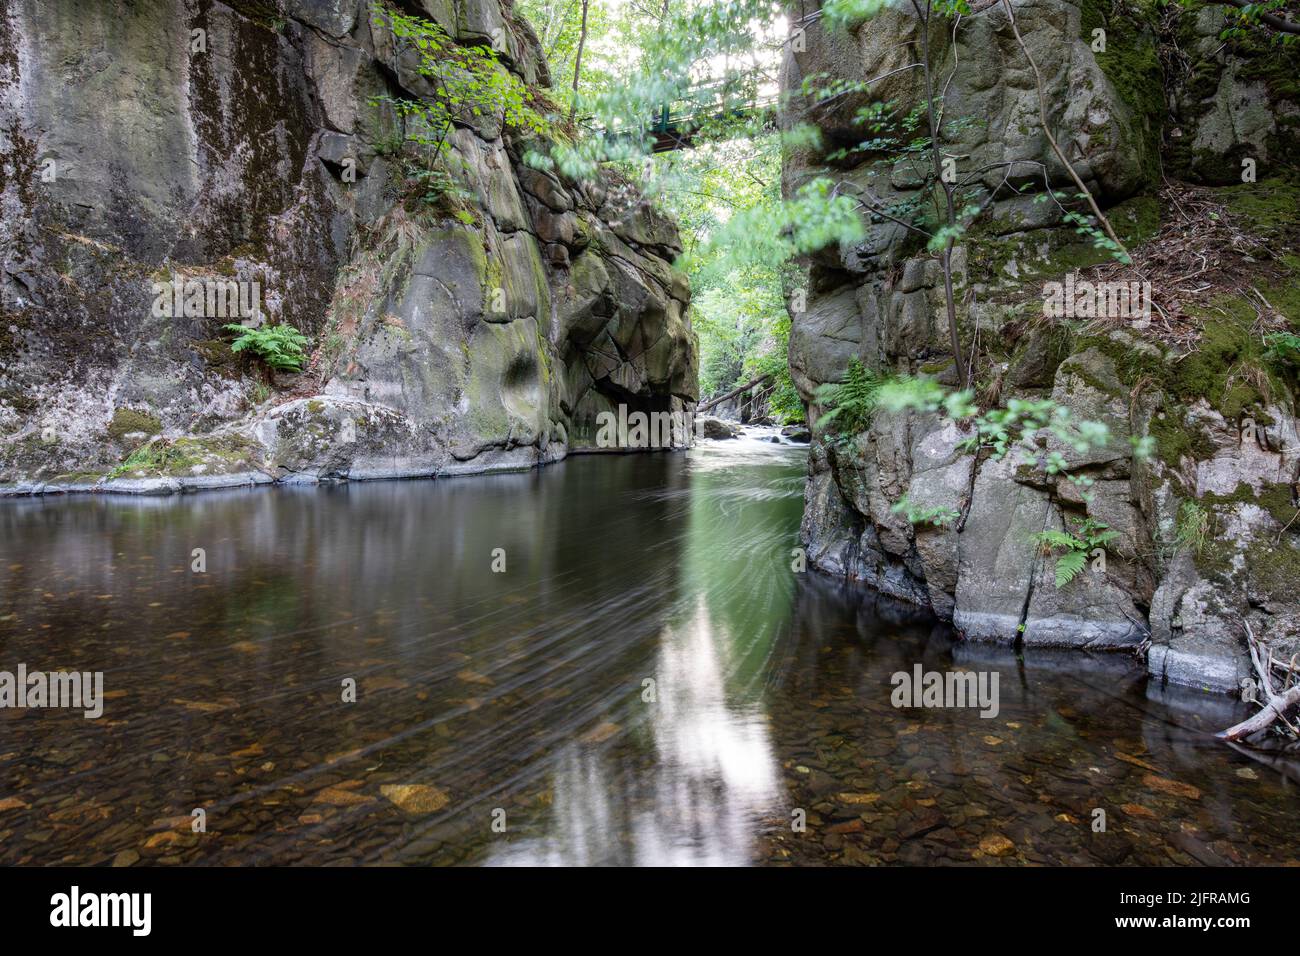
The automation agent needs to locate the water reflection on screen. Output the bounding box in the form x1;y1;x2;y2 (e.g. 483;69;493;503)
1;433;1297;866
490;436;803;864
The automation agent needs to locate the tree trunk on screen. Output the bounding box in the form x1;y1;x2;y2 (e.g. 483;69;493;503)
1220;683;1300;742
912;0;968;390
567;0;590;123
1220;0;1300;36
697;373;772;413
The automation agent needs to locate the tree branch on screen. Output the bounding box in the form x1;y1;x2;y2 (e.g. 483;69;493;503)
1220;0;1300;36
998;0;1129;261
1219;620;1300;741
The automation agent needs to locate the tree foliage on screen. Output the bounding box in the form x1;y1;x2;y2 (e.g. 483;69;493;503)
371;2;551;161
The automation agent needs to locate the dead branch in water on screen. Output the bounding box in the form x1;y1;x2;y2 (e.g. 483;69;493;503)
1219;621;1300;743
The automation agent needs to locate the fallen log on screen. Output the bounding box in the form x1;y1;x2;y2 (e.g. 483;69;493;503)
696;373;772;414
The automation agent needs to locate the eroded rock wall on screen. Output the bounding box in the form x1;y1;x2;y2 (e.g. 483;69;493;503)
781;0;1300;692
0;0;696;488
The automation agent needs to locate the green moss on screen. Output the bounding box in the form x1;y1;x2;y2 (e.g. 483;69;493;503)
1110;195;1161;246
1191;535;1237;583
1245;538;1300;594
534;324;552;384
573;215;594;251
1265;256;1300;323
1261;483;1300;531
1072;331;1159;380
1219;179;1300;244
111;434;259;478
107;407;162;441
1163;7;1300;182
969;194;1161;288
0;387;38;415
1175;305;1281;418
1229;30;1300;111
1147;407;1215;468
192;338;238;372
47;471;108;485
1078;0;1164;189
1058;346;1126;396
1066;332;1227;470
1007;322;1076;387
484;256;505;308
1204;481;1299;529
1074;295;1282;421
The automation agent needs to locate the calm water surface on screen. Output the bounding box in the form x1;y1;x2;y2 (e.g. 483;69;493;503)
1;435;1296;865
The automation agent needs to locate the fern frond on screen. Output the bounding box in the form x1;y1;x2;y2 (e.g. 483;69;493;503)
1035;530;1080;551
1054;550;1087;588
1088;530;1119;548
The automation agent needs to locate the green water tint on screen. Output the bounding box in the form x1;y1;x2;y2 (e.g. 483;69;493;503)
0;435;1295;865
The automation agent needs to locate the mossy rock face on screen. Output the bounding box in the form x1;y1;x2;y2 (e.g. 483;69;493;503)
1177;303;1287;420
1204;481;1300;529
191;339;240;376
775;0;1300;692
1007;324;1074;388
2;0;694;489
107;407;162;441
1147;406;1217;469
968;194;1161;290
1078;0;1166;189
1110;194;1162;246
111;434;261;478
1073;286;1291;427
1246;536;1300;596
1166;7;1300;183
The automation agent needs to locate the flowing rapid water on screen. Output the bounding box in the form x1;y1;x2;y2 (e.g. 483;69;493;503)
1;432;1296;866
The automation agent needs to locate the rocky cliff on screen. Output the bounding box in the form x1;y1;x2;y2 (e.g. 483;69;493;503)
782;0;1300;692
0;0;696;491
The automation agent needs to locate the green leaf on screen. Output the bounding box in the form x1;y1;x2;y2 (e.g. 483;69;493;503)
1054;550;1087;588
1035;530;1079;551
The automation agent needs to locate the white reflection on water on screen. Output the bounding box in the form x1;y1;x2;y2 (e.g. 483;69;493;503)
488;598;781;866
488;433;802;866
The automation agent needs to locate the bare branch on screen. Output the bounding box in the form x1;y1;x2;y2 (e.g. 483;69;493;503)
998;0;1129;261
1220;0;1300;36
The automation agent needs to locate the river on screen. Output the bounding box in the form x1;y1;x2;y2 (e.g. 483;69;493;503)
0;432;1296;865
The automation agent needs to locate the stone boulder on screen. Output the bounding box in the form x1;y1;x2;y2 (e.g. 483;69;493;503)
697;417;739;440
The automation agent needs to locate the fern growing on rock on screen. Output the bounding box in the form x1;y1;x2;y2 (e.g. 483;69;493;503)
814;359;880;440
224;323;310;375
1034;517;1118;588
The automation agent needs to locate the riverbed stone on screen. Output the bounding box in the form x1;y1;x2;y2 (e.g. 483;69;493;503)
697;417;739;440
